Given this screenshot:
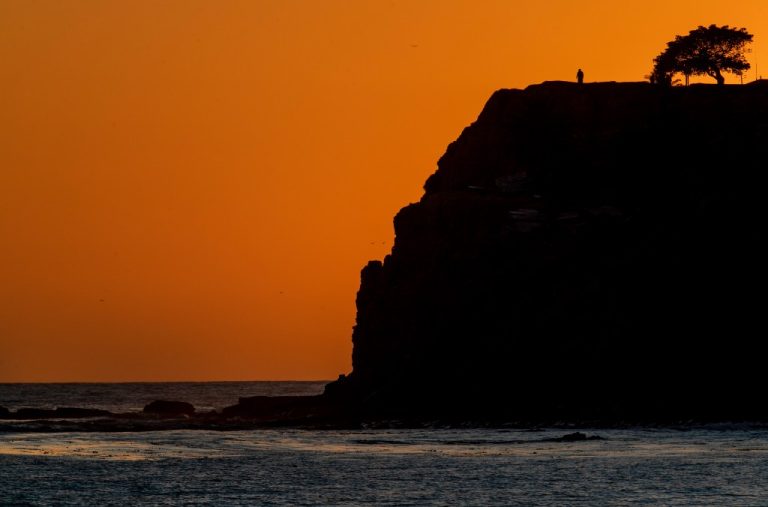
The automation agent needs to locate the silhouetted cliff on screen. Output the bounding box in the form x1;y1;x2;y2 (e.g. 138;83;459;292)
327;81;768;422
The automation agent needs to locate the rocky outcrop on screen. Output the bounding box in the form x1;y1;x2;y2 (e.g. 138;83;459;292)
220;395;341;424
51;407;112;418
327;81;768;421
546;432;602;442
143;400;195;417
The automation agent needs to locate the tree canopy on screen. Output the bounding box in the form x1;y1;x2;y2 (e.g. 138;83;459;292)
651;25;753;86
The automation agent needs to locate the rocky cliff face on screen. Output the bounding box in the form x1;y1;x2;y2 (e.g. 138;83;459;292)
328;81;768;420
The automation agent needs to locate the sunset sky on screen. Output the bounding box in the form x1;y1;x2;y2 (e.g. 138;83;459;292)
1;1;765;381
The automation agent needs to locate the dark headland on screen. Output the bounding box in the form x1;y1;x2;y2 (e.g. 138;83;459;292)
5;80;768;430
322;80;768;426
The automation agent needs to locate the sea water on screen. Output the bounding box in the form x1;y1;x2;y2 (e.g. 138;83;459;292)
2;383;768;505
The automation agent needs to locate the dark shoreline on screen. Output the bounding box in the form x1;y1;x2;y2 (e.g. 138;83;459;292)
4;396;768;433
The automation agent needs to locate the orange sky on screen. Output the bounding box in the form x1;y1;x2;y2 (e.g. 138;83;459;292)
1;1;765;381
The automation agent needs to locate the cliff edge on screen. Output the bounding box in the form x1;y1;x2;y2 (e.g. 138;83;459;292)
326;81;768;422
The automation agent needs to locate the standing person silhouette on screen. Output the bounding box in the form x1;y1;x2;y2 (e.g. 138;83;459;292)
577;68;584;84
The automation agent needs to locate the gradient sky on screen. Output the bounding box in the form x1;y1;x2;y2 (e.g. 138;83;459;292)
1;1;765;381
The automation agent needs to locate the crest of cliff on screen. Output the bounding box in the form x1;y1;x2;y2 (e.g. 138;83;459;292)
327;81;768;422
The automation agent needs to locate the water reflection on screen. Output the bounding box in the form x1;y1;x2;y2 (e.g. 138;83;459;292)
3;428;768;462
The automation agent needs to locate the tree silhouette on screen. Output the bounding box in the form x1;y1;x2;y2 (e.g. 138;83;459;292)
651;25;753;86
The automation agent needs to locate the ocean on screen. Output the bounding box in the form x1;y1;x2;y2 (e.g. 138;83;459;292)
2;382;768;505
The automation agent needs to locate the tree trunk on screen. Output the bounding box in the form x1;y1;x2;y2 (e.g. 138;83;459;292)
714;68;725;86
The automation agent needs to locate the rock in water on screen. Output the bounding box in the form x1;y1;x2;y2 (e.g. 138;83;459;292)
548;432;602;442
14;408;57;419
0;406;9;418
143;400;195;416
221;395;329;420
326;81;768;422
54;407;112;418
